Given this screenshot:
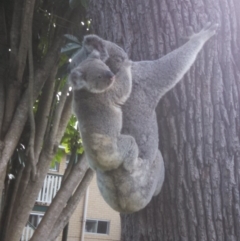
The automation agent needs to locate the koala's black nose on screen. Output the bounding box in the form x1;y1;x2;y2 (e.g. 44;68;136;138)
70;70;81;81
105;70;114;79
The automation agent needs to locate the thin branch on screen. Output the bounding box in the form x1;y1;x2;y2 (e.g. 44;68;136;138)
44;80;62;145
10;0;24;57
17;0;36;85
2;0;36;135
0;80;5;140
7;165;31;230
48;84;69;148
34;67;57;161
0;92;29;182
38;8;79;25
48;169;94;241
27;20;36;180
55;93;73;143
3;166;24;238
0;2;7;139
62;146;76;184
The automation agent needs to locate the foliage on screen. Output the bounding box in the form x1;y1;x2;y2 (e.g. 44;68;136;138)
51;115;83;167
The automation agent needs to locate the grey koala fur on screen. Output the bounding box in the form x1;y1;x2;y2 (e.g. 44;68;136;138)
70;23;218;213
69;53;139;172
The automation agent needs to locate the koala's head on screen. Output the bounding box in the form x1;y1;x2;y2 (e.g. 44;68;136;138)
83;35;109;61
69;52;115;93
69;35;109;71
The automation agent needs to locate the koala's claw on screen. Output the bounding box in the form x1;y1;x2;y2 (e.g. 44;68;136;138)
182;23;218;43
203;22;219;34
199;22;219;36
203;22;212;30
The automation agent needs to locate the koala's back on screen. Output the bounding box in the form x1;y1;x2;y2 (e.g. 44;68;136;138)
118;61;159;163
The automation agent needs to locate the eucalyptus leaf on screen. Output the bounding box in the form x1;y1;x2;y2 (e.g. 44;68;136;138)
61;43;81;54
64;34;81;44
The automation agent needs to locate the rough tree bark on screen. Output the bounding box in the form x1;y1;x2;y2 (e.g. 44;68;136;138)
88;0;240;240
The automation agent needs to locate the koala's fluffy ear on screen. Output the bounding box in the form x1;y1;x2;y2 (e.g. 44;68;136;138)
69;70;86;90
83;35;109;62
68;48;88;71
88;50;101;60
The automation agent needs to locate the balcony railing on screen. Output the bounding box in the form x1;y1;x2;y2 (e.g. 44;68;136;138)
36;174;62;204
21;222;35;241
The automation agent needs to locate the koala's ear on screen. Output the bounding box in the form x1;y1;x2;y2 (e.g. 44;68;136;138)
69;70;86;90
88;50;101;60
83;35;109;62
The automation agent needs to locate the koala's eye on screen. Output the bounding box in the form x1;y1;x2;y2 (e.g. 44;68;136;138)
98;75;102;79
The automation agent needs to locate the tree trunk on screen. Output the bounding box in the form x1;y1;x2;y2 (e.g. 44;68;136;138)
88;0;240;240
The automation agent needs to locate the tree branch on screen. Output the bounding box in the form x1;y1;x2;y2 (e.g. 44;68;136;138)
62;146;76;184
2;0;36;135
27;20;36;180
56;93;73;143
0;2;7;139
48;84;69;149
3;166;24;239
17;0;36;85
48;169;94;241
34;67;57;161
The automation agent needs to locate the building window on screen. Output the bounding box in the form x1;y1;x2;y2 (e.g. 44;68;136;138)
28;213;44;228
85;219;110;234
49;162;59;172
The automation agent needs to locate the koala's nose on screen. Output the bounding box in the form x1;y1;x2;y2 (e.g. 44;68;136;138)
70;70;81;81
105;70;114;79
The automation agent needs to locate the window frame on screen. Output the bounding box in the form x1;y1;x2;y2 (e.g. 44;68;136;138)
85;218;110;235
49;162;59;172
28;212;44;228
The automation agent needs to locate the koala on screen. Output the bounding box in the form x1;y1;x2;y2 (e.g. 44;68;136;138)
69;52;139;172
69;34;128;74
70;23;218;213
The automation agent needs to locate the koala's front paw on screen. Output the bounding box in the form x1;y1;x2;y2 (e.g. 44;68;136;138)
191;22;219;42
201;22;219;37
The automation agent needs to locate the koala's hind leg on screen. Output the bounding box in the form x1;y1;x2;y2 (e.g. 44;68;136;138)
138;23;218;109
90;133;138;171
117;134;139;172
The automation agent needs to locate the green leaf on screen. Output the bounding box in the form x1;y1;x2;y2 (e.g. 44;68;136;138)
51;148;65;167
64;34;81;44
77;146;84;154
61;43;81;54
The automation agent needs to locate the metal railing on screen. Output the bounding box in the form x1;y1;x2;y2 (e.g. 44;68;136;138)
36;174;62;204
21;222;35;241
